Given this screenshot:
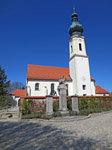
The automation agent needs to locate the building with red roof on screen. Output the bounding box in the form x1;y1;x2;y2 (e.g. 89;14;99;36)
10;89;26;106
26;64;98;96
95;86;109;96
26;64;109;97
10;10;110;107
25;10;110;97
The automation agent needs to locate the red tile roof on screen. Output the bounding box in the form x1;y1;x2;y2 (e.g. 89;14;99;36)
27;64;94;81
10;89;26;97
95;86;109;94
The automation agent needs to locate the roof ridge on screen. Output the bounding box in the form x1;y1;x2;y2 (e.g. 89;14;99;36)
27;64;69;69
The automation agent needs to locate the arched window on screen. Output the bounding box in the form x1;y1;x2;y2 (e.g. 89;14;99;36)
71;45;73;53
79;43;82;51
51;83;54;92
35;83;39;90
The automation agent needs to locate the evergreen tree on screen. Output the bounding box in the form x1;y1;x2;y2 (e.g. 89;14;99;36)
0;65;10;107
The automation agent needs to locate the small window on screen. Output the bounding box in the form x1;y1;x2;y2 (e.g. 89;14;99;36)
83;94;86;96
79;43;82;51
51;83;54;92
71;45;73;53
82;85;86;90
50;83;56;96
35;83;39;90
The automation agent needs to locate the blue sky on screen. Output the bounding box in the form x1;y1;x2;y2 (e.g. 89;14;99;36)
0;0;112;92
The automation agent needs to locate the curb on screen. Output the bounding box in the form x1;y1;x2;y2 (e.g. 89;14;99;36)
26;114;92;123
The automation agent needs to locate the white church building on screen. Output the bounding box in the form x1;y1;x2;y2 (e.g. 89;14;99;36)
11;10;110;105
25;10;110;97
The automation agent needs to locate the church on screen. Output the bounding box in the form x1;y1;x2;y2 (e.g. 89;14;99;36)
26;10;109;97
11;10;110;106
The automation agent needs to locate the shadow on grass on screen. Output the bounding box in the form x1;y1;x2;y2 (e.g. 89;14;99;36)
0;121;109;150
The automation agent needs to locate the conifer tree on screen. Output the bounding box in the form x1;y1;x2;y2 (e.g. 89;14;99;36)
0;65;10;107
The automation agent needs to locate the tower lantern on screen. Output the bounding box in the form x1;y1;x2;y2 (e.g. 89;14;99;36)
68;9;83;36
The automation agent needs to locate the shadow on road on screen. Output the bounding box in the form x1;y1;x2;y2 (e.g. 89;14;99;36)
0;121;109;150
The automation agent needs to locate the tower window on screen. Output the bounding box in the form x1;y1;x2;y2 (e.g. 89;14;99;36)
71;45;73;53
35;83;39;90
82;85;86;90
79;43;82;51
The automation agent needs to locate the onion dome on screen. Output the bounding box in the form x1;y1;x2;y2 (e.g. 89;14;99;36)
68;9;83;36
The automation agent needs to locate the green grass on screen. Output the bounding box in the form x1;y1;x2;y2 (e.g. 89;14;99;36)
22;113;52;120
79;107;112;115
22;113;41;119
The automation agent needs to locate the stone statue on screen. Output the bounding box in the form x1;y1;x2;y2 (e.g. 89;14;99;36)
57;76;69;115
58;75;67;95
59;75;67;85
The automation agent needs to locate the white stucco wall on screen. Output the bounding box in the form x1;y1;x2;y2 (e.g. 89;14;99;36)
75;56;91;96
90;81;96;95
69;55;92;96
96;93;110;96
27;79;73;96
69;58;77;95
11;95;20;106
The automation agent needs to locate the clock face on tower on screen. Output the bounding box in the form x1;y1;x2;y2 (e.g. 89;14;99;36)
78;38;82;42
82;76;86;81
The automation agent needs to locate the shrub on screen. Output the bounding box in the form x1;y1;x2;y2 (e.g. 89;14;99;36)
79;97;88;110
22;99;33;115
88;97;98;109
53;112;62;117
53;101;59;112
67;98;72;110
69;110;77;116
78;97;112;115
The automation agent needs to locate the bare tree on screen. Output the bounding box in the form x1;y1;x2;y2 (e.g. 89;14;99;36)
8;82;25;93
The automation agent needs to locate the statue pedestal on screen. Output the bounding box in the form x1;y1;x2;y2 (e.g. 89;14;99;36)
46;95;53;116
58;85;69;116
59;110;69;116
71;95;79;113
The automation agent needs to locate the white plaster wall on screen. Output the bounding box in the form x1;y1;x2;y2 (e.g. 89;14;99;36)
27;79;73;96
96;93;110;96
75;56;92;95
90;81;96;95
15;97;20;106
69;55;92;96
27;86;31;96
11;95;20;106
69;58;77;95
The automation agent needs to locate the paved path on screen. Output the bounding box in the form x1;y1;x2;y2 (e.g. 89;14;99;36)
0;111;112;150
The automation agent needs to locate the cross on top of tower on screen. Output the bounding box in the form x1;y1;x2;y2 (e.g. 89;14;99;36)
73;8;75;13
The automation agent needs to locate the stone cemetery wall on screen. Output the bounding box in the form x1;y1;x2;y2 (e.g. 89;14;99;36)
20;96;59;114
20;96;112;114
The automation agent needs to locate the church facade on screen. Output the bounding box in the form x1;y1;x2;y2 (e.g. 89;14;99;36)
26;10;109;97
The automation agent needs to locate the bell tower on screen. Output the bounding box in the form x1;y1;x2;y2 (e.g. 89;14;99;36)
68;9;92;96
